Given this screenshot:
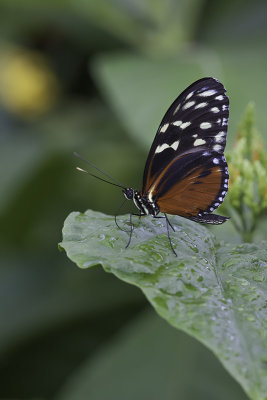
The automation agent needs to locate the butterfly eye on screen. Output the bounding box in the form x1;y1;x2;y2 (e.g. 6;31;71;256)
123;188;134;200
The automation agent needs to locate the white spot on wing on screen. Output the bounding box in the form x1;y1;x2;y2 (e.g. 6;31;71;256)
195;102;207;109
180;121;191;129
222;104;228;111
211;107;220;113
182;100;195;110
199;89;217;97
186;91;194;100
200;122;212;129
213;144;222;152
192;134;198;138
215;95;224;100
172;120;182;126
155;140;180;154
173;103;181;114
213;158;219;164
160;123;169;133
215;132;225;143
171;140;179;151
222;118;228;126
194;138;206;146
155;143;169;153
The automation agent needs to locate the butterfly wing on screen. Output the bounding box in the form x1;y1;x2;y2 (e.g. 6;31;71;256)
141;77;229;220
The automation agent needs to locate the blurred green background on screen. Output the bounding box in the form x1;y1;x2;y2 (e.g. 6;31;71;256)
0;1;266;399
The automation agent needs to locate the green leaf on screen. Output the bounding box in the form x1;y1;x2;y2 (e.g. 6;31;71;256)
56;310;248;400
60;210;267;400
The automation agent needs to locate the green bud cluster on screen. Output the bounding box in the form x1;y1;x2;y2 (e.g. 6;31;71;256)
223;103;267;241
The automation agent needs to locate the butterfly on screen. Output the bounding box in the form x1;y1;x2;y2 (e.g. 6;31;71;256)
75;77;229;256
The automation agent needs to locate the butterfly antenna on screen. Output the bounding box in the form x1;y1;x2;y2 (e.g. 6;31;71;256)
76;167;123;189
74;152;126;188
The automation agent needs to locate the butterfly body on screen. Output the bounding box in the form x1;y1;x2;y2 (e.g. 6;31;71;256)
123;188;160;217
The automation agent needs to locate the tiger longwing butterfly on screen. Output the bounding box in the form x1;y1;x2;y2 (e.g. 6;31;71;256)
76;77;229;256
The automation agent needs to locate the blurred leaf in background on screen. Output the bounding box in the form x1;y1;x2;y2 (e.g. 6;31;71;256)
0;0;266;399
56;311;248;400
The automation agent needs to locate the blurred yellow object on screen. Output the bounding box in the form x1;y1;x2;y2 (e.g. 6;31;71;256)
0;46;60;118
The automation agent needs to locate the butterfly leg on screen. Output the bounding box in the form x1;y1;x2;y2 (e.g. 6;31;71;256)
115;214;131;233
125;213;134;249
115;199;132;233
153;214;175;232
164;214;177;256
164;214;175;232
132;212;144;221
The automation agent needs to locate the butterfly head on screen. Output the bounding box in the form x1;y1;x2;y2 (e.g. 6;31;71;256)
123;188;135;200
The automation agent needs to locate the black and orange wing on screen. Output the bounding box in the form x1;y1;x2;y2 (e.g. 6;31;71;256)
141;77;229;222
